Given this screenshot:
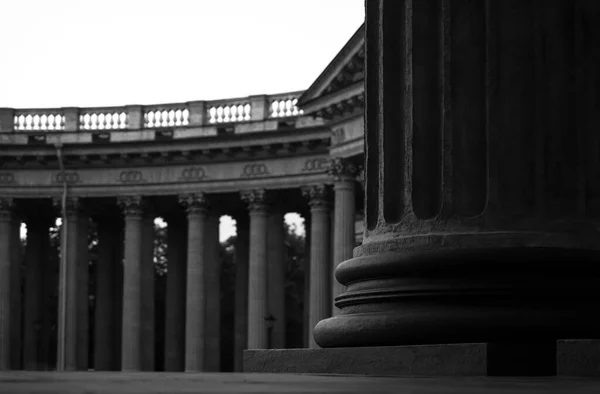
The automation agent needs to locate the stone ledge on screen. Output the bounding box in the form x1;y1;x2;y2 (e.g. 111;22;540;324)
243;343;487;376
557;340;600;377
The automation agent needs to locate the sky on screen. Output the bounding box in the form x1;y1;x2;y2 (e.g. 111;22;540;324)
5;0;365;241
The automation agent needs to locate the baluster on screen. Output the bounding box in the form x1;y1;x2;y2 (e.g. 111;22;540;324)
58;115;64;130
120;112;127;128
175;109;182;126
49;114;56;130
41;114;48;130
209;107;216;123
110;113;117;129
217;106;223;123
182;108;189;125
244;103;251;121
231;105;238;122
169;110;175;126
148;112;155;128
292;98;299;116
90;113;97;130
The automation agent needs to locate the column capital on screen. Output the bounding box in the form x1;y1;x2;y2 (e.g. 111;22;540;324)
179;193;209;215
302;184;331;209
328;157;359;182
118;195;145;218
53;196;84;217
241;189;270;213
0;198;15;221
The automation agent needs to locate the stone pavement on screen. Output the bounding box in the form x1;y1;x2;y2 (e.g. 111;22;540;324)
0;372;599;394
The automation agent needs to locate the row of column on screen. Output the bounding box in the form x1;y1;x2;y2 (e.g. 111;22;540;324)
0;162;358;371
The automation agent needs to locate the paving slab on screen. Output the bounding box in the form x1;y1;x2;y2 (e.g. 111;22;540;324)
0;372;599;394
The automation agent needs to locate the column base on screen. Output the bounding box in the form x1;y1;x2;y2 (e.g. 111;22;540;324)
244;340;599;376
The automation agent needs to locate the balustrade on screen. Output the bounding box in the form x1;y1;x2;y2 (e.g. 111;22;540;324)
6;91;305;134
14;110;65;131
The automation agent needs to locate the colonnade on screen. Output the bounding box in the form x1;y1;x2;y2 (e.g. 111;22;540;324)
0;158;359;371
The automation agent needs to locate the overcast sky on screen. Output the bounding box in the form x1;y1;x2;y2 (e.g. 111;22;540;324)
0;0;364;108
5;0;364;240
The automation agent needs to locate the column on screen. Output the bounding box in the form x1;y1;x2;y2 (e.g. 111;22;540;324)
329;158;357;316
233;214;249;372
56;197;81;371
302;214;311;349
76;214;89;371
22;218;45;370
179;193;208;372
164;213;187;372
94;218;120;371
241;190;269;349
302;185;331;349
204;212;220;372
9;213;22;370
141;214;155;371
267;208;285;349
314;0;600;367
112;226;125;370
118;196;144;372
0;198;14;370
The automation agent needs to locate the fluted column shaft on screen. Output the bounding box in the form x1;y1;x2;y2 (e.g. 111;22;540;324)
94;219;120;371
164;215;187;372
233;215;249;372
330;159;357;316
315;0;600;352
204;213;221;371
303;185;331;349
181;193;208;372
267;209;286;349
9;215;21;370
57;198;81;371
119;196;144;371
242;190;269;350
141;215;155;371
76;214;89;371
0;199;14;370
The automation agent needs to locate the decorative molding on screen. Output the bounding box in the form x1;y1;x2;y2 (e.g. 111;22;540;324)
241;189;269;212
240;163;270;178
54;171;80;185
301;157;331;173
179;166;207;182
301;184;330;208
332;127;346;144
179;193;209;215
0;172;15;185
118;170;145;184
117;195;145;217
328;157;359;181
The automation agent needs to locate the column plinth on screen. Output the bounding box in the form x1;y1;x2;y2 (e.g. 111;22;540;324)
241;190;270;350
302;185;331;349
314;0;600;355
118;196;145;371
180;193;209;372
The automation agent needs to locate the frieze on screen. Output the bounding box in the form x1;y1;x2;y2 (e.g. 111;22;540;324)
332;127;345;144
179;166;207;182
301;158;330;173
0;172;15;185
119;170;146;184
54;171;80;185
241;163;270;178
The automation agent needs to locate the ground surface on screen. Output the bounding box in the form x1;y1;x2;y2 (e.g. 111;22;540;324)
0;372;599;394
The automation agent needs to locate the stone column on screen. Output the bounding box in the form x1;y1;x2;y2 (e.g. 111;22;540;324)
141;214;155;372
267;208;286;349
164;213;187;372
233;214;249;372
0;198;14;370
315;0;600;374
112;226;125;371
56;197;81;371
179;193;209;372
76;214;89;371
118;196;144;372
9;214;22;370
302;214;311;348
23;217;53;370
94;218;120;371
329;158;357;316
302;185;331;349
204;212;220;372
241;190;270;350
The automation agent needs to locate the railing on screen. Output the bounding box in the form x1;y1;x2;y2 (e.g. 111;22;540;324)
0;90;306;133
